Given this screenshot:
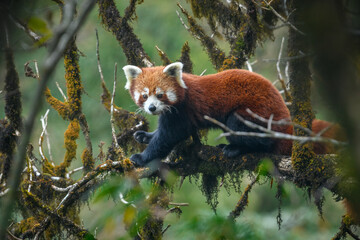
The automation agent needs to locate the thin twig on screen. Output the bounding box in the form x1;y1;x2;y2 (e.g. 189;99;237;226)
0;189;9;197
65;166;84;179
39;109;50;162
111;63;119;148
276;37;291;100
162;224;171;235
256;0;306;35
246;61;253;72
200;69;207;76
263;53;308;62
8;13;42;42
245;108;312;135
56;82;68;101
204;114;346;146
95;29;105;85
276;37;285;80
228;174;258;219
168;202;189;206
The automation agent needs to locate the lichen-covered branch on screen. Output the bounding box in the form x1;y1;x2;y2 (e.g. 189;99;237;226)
0;0;96;238
98;0;153;67
95;28;148;154
228;175;258;220
177;3;225;70
287;0;319;188
0;48;22;184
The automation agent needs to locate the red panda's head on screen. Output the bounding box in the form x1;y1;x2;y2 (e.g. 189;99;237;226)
123;62;187;115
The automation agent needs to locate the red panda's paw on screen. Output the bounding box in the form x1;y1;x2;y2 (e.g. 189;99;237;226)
134;131;152;144
216;144;227;149
222;144;242;158
130;153;146;167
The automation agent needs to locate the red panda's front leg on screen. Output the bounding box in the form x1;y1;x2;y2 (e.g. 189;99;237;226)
133;130;157;144
130;109;194;166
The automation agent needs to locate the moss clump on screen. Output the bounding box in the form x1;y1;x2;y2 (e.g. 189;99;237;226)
0;48;22;182
64;39;82;119
4;48;22;131
44;87;69;119
201;174;220;212
56;119;80;176
139;184;169;239
178;41;193;73
98;0;152;66
81;148;94;173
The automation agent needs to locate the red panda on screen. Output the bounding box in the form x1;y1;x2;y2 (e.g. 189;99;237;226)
123;62;341;166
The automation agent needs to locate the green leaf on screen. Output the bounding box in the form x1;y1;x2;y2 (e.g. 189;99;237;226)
257;158;274;177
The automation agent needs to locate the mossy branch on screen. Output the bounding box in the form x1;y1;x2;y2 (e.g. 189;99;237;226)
0;0;96;237
0;48;22;184
177;3;226;70
21;190;89;239
228;174;258;220
98;0;152;67
96;29;148;154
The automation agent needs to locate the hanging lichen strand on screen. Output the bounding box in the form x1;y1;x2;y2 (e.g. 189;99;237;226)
0;48;22;184
98;0;152;67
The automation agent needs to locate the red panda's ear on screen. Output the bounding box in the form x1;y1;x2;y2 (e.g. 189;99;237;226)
163;62;187;89
122;65;142;90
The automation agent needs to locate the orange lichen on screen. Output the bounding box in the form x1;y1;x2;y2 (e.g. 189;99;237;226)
44;87;69;119
56;119;80;176
81;148;94;173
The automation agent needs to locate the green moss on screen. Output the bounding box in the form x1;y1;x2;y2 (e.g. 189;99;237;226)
201;174;219;212
81;148;94;173
98;0;152;66
56;119;80;176
64;39;82;119
12;217;40;237
156;46;171;66
4;48;22;131
178;42;193;73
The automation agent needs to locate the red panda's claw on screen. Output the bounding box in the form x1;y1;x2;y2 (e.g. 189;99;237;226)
134;130;151;144
222;145;242;158
130;153;146;167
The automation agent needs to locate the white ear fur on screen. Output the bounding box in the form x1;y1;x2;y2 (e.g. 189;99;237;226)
163;62;187;89
122;65;143;90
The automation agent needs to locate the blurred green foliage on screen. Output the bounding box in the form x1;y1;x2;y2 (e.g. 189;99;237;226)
0;0;347;239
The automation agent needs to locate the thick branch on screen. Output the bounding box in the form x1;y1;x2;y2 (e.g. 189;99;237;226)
98;0;153;67
0;0;96;237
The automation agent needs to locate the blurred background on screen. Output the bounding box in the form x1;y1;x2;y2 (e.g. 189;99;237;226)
0;0;346;239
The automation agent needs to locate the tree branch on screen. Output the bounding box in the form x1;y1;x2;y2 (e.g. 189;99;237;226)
0;0;97;237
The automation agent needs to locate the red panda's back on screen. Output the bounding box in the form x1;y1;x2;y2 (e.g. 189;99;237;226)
183;69;290;121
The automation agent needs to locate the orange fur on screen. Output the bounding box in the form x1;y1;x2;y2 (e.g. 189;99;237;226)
130;67;342;155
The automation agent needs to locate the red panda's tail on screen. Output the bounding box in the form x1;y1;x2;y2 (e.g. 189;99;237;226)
275;119;345;155
312;119;346;154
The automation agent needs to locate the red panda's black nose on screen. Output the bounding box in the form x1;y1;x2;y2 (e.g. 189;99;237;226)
149;104;156;112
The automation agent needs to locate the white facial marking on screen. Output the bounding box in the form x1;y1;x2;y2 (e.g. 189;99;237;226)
143;95;167;115
156;87;164;95
143;87;149;94
133;90;140;103
166;89;177;102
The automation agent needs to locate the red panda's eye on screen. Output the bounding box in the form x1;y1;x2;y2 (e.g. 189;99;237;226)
142;94;148;99
157;94;163;99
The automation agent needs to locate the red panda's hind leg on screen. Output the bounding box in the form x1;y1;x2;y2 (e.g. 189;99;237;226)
221;113;276;157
